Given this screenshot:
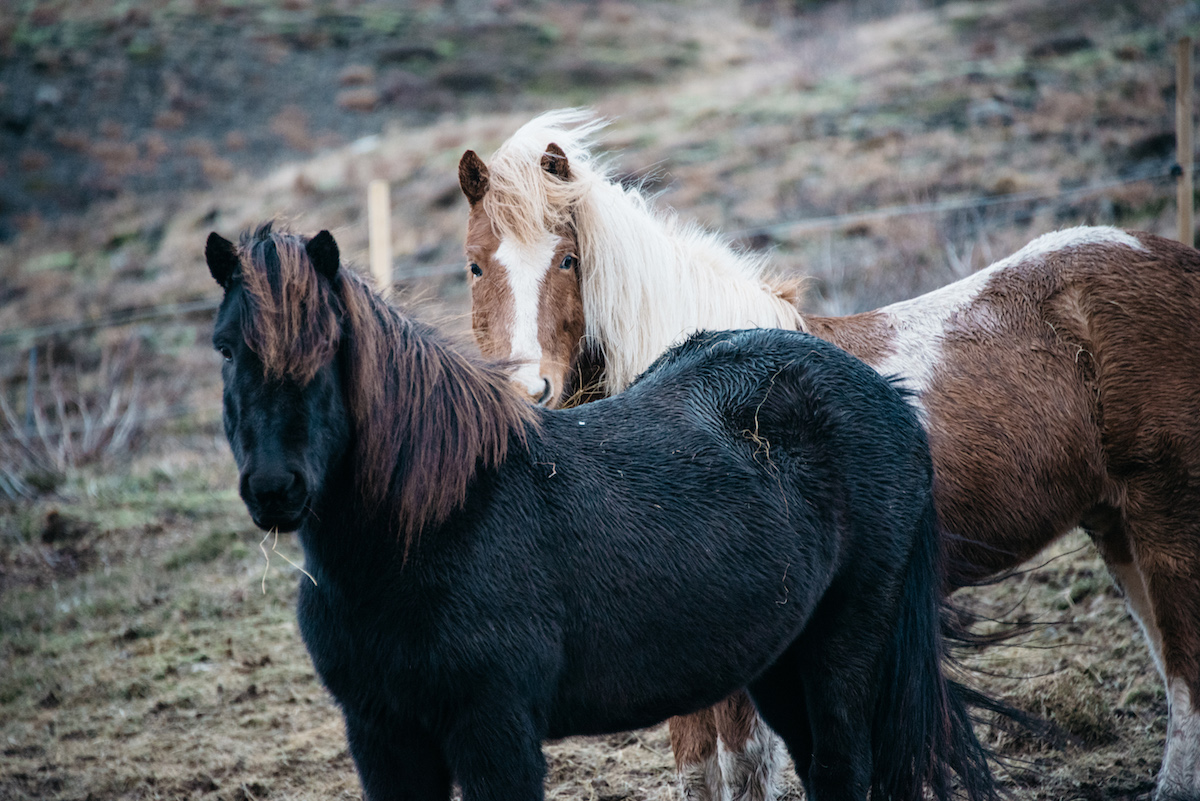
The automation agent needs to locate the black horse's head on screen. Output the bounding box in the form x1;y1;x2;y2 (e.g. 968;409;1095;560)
205;223;350;532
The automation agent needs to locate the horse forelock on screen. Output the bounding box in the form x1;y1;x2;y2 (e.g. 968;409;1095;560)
235;222;535;553
238;224;341;385
480;109;609;244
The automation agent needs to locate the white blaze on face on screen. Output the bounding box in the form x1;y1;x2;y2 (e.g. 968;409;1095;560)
495;231;560;399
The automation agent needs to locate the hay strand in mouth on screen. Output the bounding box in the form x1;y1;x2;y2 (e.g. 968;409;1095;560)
259;528;318;594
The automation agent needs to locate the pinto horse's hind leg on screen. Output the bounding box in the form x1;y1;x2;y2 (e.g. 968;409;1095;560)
1094;501;1200;801
669;708;725;801
713;691;784;801
669;695;783;801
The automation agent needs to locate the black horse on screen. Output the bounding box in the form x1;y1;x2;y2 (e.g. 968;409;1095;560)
205;222;999;801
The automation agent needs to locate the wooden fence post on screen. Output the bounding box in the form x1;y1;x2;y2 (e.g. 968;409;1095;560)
1178;36;1194;246
25;347;37;432
368;179;392;289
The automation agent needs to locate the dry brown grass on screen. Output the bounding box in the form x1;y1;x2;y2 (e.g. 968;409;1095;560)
0;336;151;499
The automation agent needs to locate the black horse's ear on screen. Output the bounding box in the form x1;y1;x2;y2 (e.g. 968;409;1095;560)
306;230;340;282
205;232;239;289
541;142;569;180
459;150;490;206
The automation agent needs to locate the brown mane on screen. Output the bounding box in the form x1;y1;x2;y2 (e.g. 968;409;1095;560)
238;221;341;385
237;222;537;553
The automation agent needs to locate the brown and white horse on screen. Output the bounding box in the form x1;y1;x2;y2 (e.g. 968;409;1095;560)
458;109;1200;801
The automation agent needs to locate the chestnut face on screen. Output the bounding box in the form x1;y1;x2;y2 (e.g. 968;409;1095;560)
465;204;584;407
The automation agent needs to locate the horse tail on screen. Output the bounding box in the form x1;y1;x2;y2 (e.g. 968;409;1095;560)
871;493;1000;801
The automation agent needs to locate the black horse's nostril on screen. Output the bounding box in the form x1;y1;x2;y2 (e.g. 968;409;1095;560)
536;378;553;406
248;468;294;496
244;469;304;510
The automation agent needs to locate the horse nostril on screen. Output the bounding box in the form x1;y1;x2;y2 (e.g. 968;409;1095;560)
536;378;553;406
286;471;306;500
246;469;302;507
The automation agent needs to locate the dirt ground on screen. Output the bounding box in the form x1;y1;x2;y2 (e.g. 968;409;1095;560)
0;432;1171;800
1;0;1196;798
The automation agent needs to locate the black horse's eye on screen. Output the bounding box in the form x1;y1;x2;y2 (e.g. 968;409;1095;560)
560;254;577;271
217;344;233;362
470;263;483;277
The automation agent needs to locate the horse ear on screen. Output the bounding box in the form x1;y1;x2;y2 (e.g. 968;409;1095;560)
459;150;490;206
306;230;340;282
205;232;239;289
541;143;570;180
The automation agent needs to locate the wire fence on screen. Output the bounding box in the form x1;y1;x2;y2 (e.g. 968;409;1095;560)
0;298;222;349
728;163;1177;239
0;162;1181;349
0;153;1189;498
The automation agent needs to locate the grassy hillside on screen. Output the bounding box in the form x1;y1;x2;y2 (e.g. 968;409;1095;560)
2;0;1197;798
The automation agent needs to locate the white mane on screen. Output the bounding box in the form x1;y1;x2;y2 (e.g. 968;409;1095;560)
486;109;805;394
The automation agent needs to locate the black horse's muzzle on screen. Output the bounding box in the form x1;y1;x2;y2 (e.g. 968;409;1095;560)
240;467;310;532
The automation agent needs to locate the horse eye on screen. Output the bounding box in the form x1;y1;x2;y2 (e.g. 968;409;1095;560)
470;263;483;277
217;345;233;362
560;254;577;271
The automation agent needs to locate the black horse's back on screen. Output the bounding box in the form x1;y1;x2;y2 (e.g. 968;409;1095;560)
639;330;996;801
518;328;995;800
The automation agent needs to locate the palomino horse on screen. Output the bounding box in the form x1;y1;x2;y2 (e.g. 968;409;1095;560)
459;108;1200;801
205;223;1003;801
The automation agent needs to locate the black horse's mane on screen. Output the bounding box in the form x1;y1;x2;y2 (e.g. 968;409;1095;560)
237;222;536;552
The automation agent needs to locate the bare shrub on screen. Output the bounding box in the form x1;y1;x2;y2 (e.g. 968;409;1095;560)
0;337;146;498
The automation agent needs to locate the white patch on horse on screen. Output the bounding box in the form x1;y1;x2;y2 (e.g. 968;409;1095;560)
718;719;784;801
1160;678;1200;798
677;754;727;801
873;226;1147;410
495;232;559;399
1110;558;1200;798
1109;559;1166;678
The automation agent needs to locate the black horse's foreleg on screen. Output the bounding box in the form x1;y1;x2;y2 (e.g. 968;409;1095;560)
344;710;451;801
445;704;546;801
800;668;874;801
793;587;890;801
747;647;814;800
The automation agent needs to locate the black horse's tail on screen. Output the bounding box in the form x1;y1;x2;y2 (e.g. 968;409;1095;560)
871;494;999;801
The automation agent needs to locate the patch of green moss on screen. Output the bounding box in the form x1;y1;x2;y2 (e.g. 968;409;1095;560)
165;530;238;570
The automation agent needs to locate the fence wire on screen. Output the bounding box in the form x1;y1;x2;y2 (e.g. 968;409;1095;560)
0;163;1181;349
